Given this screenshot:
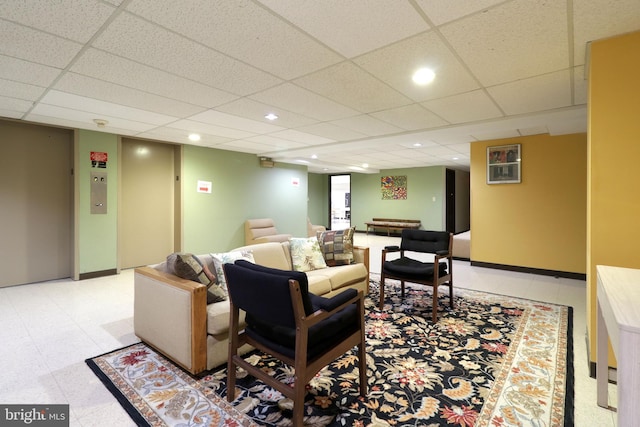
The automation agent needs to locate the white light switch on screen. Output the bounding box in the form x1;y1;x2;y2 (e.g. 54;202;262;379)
432;196;436;202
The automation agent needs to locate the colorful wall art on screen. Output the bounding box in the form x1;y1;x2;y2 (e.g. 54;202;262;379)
381;175;407;200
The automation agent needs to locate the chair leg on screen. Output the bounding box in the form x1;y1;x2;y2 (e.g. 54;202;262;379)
227;358;236;403
292;378;306;426
432;285;438;323
358;340;367;397
401;280;405;298
449;282;454;309
379;274;385;309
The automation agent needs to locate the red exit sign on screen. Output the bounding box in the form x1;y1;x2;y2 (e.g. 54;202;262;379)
90;151;108;162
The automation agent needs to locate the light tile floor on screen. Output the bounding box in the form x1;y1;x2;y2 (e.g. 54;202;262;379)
0;234;617;426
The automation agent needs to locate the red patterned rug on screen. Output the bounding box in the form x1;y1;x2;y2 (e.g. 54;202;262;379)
87;278;573;426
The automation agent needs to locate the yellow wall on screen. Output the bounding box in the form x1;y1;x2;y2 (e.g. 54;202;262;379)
471;133;587;274
587;31;640;366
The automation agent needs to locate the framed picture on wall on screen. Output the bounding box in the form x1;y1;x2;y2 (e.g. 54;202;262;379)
487;144;521;184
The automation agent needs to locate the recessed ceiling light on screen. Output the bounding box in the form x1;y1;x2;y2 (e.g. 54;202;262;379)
362;163;369;168
188;133;201;141
413;142;422;147
412;67;436;85
453;157;459;160
311;154;318;159
265;113;279;121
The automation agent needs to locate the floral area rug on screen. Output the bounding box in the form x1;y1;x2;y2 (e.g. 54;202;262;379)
87;277;573;426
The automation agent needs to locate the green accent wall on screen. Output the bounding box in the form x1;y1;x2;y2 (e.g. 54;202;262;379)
76;129;118;275
350;166;446;232
182;146;309;253
308;173;328;227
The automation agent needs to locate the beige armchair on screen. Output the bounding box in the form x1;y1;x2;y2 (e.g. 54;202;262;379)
244;218;292;245
307;217;326;237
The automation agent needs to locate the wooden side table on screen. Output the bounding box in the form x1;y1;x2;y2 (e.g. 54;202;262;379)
596;265;640;426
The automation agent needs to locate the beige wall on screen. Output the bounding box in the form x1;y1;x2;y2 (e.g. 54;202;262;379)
470;133;587;274
587;30;640;366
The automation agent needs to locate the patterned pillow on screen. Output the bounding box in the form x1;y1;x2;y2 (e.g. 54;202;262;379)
173;253;226;303
211;250;255;295
289;237;327;272
317;227;355;266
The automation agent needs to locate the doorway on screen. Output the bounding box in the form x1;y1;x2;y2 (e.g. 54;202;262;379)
120;138;176;268
446;169;455;233
0;121;73;287
329;174;351;230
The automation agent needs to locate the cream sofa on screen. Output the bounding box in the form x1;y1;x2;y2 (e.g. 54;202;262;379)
134;241;369;375
244;218;292;245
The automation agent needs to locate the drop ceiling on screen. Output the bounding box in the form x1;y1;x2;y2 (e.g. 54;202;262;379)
1;0;639;173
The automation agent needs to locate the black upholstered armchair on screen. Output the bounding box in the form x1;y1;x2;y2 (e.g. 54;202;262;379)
380;229;453;322
223;260;367;425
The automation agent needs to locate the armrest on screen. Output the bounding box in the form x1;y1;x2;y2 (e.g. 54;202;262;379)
311;288;357;312
384;245;400;251
134;267;207;374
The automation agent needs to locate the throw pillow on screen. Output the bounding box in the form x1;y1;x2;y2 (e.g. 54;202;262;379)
211;250;255;294
173;253;226;303
289;236;327;272
316;227;355;266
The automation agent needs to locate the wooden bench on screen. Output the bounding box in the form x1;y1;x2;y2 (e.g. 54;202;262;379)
365;218;421;236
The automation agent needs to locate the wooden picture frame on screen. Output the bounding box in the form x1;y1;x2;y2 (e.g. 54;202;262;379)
487;144;521;184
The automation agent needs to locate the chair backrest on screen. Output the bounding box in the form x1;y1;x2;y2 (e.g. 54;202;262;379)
224;262;313;328
400;229;450;253
245;218;279;242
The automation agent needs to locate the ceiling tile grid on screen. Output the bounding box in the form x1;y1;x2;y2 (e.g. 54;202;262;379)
0;0;638;173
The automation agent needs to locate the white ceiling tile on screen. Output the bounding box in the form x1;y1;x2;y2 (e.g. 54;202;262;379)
216;140;281;154
518;126;548;136
0;95;33;114
0;20;81;68
250;83;359;121
70;49;239;108
188;110;284;134
573;66;588;106
471;128;521;141
487;70;572;116
136;127;231;146
414;0;506;26
422;90;503;123
168;119;257;140
329;115;403;136
258;0;430;58
215;98;318;129
245;135;308;151
93;12;282;95
0;0;115;43
573;0;640;65
0;79;45;101
294;122;368;141
41;90;178;125
294;61;411;113
268;129;334;145
441;0;568;86
355;31;480;102
127;0;343;80
371;104;448;130
447;143;471;154
0;109;25;119
0;55;62;87
28;104;156;132
55;73;206;118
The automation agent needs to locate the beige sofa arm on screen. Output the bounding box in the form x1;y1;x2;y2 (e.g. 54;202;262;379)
353;245;370;290
134;267;207;374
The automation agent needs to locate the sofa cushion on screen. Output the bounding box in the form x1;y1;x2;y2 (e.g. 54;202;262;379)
289;237;327;272
172;253;226;303
307;263;368;292
231;242;292;270
206;300;245;336
211;250;255;296
316;227;355;266
306;273;332;296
